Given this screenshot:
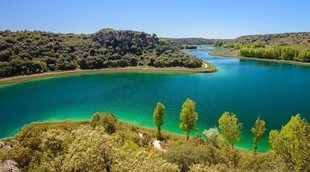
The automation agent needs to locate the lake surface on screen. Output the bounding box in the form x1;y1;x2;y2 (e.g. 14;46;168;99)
1;46;309;151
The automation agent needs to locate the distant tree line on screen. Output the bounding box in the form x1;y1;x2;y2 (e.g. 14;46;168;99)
240;46;310;62
0;29;203;78
217;41;310;62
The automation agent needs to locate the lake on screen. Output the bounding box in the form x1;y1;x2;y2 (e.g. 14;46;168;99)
0;46;309;151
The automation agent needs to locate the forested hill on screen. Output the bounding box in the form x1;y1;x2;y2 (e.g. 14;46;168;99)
234;32;310;48
162;38;231;48
0;29;203;78
213;32;310;62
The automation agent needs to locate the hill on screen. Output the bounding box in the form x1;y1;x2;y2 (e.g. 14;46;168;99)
162;38;231;48
213;32;310;62
234;32;310;49
0;29;205;78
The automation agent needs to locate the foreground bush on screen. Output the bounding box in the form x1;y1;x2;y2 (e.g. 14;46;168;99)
90;112;117;134
1;112;309;171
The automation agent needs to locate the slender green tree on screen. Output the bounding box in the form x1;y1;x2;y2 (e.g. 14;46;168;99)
153;102;166;139
218;112;242;147
251;117;266;154
179;98;198;140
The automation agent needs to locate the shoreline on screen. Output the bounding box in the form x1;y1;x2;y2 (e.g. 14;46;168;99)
0;63;217;86
1;118;266;152
210;49;310;66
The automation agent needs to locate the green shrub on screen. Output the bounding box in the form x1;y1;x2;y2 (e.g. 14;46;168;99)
90;112;118;134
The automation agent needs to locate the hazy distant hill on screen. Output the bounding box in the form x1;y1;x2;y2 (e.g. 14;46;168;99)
161;38;231;47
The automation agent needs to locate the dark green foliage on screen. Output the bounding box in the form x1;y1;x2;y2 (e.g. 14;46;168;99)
0;29;203;78
90;112;117;134
162;38;231;47
181;45;197;49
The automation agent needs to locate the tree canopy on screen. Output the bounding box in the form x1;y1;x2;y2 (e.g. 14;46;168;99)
179;98;198;140
218;112;242;147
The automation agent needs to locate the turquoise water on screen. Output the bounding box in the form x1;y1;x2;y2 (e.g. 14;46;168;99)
0;47;310;151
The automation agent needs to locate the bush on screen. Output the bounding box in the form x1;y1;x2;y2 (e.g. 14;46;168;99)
90;112;118;134
162;143;209;172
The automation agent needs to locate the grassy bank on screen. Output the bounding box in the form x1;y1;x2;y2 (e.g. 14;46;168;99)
0;63;216;86
210;49;310;66
1;113;307;171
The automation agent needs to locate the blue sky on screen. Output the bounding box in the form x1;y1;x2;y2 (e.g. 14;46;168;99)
0;0;309;38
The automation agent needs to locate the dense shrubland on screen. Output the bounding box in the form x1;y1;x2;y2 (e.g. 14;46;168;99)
1;99;309;171
0;29;203;78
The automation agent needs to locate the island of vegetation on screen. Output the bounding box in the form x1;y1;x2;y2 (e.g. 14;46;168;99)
0;98;309;171
212;32;310;63
0;29;216;80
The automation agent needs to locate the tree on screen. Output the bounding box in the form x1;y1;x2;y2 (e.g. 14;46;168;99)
218;112;242;147
251;117;266;154
180;98;198;140
269;114;310;171
153;102;166;139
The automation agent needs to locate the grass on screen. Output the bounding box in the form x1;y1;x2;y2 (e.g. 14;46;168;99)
0;63;217;86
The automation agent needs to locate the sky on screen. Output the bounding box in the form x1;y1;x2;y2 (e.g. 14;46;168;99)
0;0;309;39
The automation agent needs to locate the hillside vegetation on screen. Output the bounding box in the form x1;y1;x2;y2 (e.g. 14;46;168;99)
1;99;309;172
234;32;310;49
0;29;204;78
214;32;310;62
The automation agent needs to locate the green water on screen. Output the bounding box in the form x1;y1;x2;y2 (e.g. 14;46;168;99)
1;46;310;151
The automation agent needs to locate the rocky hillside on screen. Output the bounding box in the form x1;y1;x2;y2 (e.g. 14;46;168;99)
0;29;203;78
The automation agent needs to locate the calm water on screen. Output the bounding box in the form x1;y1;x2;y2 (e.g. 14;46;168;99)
0;46;309;151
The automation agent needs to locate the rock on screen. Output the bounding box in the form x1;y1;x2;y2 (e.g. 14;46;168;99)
0;160;20;172
0;145;11;152
0;141;11;153
153;139;165;152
